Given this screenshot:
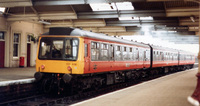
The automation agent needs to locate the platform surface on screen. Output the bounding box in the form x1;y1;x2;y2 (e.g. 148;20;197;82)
72;68;198;106
0;67;35;81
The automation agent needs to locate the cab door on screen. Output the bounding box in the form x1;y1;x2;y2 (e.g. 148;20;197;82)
84;40;90;73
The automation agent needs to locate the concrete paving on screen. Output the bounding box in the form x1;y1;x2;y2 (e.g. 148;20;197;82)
71;68;198;106
0;67;35;81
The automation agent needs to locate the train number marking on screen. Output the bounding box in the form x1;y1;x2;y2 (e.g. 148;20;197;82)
93;64;97;70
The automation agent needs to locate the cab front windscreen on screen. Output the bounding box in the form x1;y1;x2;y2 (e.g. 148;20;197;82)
38;37;79;61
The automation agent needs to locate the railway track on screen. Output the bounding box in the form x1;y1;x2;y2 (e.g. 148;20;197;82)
0;70;185;106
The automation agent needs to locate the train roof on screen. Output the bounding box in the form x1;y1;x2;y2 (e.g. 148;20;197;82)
150;45;178;53
43;27;150;48
151;45;194;55
179;50;195;55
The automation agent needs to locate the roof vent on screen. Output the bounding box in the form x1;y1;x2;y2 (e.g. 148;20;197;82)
49;27;74;35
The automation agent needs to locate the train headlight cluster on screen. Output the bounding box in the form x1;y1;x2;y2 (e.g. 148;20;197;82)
41;65;45;70
67;66;72;71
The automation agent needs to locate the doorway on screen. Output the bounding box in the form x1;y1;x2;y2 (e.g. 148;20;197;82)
27;35;31;67
0;32;5;68
27;43;31;67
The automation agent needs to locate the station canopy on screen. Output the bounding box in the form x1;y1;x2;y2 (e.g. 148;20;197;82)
0;0;199;45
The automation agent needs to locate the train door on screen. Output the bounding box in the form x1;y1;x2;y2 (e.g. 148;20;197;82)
109;44;114;61
109;44;114;71
178;51;180;65
84;41;90;73
140;48;144;68
143;49;150;68
0;32;5;68
143;50;147;68
135;48;139;68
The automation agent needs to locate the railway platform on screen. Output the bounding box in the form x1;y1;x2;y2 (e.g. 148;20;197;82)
0;67;35;86
71;68;198;106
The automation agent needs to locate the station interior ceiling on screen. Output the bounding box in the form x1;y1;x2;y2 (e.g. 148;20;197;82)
0;0;199;45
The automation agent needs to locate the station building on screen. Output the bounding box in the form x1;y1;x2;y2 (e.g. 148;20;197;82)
0;15;43;67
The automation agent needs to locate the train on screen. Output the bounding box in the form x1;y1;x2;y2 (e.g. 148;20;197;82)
34;27;195;93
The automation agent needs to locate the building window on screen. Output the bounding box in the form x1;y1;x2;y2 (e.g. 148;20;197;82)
27;35;31;43
0;32;4;40
13;33;20;57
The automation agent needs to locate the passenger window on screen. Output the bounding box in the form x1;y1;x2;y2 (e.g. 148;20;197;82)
132;47;135;60
153;51;156;61
91;42;100;61
161;52;164;61
100;43;109;61
115;46;122;61
129;47;133;60
130;48;132;52
123;47;128;60
139;49;143;61
135;48;139;61
124;47;126;52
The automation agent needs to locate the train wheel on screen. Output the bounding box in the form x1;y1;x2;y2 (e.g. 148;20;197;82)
42;79;54;93
91;80;101;91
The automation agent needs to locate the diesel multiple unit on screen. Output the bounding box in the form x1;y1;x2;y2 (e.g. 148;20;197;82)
34;27;195;93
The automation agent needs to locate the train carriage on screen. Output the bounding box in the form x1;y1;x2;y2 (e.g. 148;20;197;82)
151;45;179;68
178;50;195;69
36;27;151;75
84;37;151;74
